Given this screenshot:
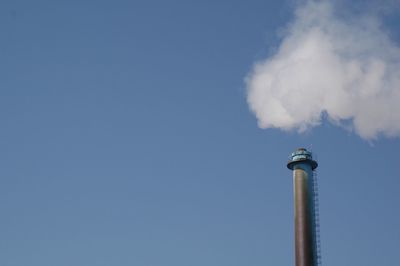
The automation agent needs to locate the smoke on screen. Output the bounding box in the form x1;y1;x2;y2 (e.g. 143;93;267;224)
245;0;400;139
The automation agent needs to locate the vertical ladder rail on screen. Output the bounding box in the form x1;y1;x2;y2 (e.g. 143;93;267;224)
313;170;322;266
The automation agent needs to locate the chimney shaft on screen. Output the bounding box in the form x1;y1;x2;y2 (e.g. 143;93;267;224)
287;148;318;266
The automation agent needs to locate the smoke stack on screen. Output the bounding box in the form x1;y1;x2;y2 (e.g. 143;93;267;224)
287;148;319;266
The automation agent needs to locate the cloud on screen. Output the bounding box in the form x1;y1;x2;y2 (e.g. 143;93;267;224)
245;0;400;139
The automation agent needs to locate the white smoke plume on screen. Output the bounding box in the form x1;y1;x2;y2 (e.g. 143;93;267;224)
246;0;400;139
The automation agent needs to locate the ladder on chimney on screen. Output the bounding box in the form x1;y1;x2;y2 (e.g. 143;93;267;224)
313;169;322;266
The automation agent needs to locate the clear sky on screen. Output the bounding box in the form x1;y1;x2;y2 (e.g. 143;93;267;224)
1;0;399;265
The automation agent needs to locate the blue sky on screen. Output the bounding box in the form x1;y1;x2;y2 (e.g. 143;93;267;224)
1;1;399;265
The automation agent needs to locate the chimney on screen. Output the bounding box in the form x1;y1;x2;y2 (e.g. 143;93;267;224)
287;148;320;266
